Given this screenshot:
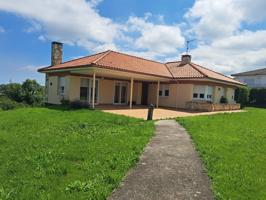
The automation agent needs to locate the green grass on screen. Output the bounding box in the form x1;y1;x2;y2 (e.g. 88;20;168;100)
0;107;154;200
177;108;266;200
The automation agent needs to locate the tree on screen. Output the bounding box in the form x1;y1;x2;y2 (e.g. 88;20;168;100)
21;79;44;105
0;83;23;102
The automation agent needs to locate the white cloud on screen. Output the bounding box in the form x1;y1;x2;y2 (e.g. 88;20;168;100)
190;30;266;75
185;0;242;41
19;65;46;72
0;0;120;50
126;16;185;55
185;0;266;75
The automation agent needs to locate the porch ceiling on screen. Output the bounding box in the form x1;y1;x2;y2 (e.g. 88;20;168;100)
69;67;170;82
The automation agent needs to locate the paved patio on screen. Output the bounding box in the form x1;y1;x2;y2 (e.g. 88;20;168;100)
97;105;243;120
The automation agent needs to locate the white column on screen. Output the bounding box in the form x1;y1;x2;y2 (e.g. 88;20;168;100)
92;72;96;109
130;77;134;109
156;80;160;108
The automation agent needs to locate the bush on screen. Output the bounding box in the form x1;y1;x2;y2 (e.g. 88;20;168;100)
0;79;44;106
60;99;70;106
0;97;25;111
235;87;249;108
21;79;44;105
249;88;266;105
0;83;23;102
69;101;91;109
220;96;228;104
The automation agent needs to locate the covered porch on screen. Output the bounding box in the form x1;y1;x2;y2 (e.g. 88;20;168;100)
97;105;243;120
56;67;169;109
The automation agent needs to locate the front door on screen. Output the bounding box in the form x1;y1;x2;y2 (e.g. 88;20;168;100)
141;82;149;105
114;82;128;104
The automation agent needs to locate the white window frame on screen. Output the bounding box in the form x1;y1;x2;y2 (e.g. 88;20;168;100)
80;78;100;104
58;76;65;97
159;84;170;97
193;85;213;102
113;81;128;105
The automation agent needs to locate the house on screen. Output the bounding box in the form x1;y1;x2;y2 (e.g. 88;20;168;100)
38;42;244;112
232;68;266;88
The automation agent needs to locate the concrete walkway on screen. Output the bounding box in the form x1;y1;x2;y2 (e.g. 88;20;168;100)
108;120;213;200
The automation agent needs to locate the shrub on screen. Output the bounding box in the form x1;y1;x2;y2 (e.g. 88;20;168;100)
249;88;266;105
0;79;44;106
0;83;23;102
235;87;249;108
0;97;25;111
220;96;228;104
69;101;91;109
21;79;44;105
60;99;70;106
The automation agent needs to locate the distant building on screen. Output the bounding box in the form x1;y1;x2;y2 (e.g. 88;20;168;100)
232;68;266;88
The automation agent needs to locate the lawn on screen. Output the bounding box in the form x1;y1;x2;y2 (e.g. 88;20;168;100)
0;107;154;200
177;108;266;200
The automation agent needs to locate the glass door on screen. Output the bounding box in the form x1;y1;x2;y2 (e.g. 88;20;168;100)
114;82;128;104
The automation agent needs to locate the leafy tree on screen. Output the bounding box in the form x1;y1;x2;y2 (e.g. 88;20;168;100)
0;83;23;102
21;79;44;105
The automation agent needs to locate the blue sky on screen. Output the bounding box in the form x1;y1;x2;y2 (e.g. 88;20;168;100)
0;0;266;84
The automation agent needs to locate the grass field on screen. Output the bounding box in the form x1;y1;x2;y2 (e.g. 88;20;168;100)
0;107;154;200
177;108;266;200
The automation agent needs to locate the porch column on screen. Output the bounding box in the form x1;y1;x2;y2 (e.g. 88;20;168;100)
156;80;160;108
130;77;134;109
92;72;96;109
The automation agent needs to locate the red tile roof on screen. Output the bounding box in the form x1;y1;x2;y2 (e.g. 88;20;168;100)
39;50;244;85
166;62;243;85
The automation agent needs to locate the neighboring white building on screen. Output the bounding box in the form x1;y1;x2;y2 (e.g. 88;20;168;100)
232;68;266;88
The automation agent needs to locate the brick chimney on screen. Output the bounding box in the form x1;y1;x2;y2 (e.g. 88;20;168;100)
51;41;63;66
181;54;191;65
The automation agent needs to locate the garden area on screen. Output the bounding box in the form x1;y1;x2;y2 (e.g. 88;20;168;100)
177;108;266;200
0;107;154;199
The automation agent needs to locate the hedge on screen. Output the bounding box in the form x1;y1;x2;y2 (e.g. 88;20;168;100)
249;88;266;105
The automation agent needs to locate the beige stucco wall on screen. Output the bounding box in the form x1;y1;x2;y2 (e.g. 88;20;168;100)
176;84;193;108
99;79;115;104
133;82;142;105
226;87;235;103
213;86;236;103
68;76;80;101
47;75;71;104
47;76;60;104
147;83;193;109
46;75;236;107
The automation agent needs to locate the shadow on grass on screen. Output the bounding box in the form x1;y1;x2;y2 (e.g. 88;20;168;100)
247;104;266;109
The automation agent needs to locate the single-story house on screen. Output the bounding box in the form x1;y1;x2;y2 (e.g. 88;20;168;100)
232;68;266;88
38;42;244;112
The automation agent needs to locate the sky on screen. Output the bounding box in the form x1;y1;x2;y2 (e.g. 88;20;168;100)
0;0;266;85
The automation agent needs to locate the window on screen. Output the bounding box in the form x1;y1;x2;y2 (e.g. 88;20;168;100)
80;78;99;104
58;77;65;96
159;84;170;97
193;85;214;101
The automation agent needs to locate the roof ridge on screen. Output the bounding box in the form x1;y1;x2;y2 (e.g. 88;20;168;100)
165;61;181;64
164;63;175;78
191;62;237;81
109;50;165;65
189;63;209;77
93;50;112;64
